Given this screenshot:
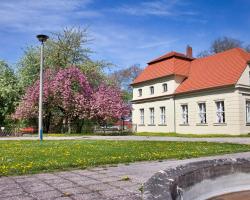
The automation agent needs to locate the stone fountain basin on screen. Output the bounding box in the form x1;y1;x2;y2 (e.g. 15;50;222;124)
143;158;250;200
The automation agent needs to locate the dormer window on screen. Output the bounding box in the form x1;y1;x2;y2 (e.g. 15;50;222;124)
138;89;142;97
163;83;168;92
150;86;154;95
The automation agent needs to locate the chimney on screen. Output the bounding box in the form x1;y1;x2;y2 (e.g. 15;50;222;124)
186;45;193;58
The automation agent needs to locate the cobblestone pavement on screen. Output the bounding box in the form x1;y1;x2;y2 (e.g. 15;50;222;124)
2;135;250;144
1;152;250;200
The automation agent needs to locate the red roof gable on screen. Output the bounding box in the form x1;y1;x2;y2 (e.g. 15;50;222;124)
132;48;250;94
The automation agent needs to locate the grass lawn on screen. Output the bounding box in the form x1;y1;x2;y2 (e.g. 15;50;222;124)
134;132;250;138
1;140;250;176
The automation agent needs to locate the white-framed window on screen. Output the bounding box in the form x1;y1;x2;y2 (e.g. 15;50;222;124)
246;101;250;123
149;108;155;125
163;83;168;92
181;104;188;124
216;101;225;123
150;86;154;95
198;103;206;124
139;109;144;124
138;89;142;97
160;107;166;125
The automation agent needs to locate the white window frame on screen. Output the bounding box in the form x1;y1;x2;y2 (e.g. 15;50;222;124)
150;86;154;95
139;109;144;125
215;101;225;123
138;89;142;97
149;108;155;125
163;83;168;92
160;107;166;125
181;104;188;124
198;103;206;124
246;101;250;124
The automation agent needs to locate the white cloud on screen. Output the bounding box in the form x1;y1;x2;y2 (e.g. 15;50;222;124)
137;39;178;49
0;0;99;32
0;0;181;69
89;24;178;69
113;0;197;17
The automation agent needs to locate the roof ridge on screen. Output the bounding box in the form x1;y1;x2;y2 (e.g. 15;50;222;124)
148;51;194;64
195;47;248;61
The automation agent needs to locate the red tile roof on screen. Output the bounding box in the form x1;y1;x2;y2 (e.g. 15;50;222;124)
175;48;250;94
132;48;250;94
133;53;192;84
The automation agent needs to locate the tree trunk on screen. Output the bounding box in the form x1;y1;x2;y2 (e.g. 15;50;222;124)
43;112;51;133
68;118;71;134
61;118;66;133
76;119;84;133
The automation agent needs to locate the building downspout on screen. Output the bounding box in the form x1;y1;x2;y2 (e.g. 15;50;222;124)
173;96;176;133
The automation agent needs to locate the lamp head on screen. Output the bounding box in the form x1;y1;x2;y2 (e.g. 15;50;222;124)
36;34;49;43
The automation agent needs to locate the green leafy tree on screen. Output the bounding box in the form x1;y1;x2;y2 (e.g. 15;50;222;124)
79;60;113;88
18;27;110;90
0;61;19;125
18;46;40;89
45;27;91;68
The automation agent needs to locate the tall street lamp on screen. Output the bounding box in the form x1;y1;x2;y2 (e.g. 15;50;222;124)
36;34;49;141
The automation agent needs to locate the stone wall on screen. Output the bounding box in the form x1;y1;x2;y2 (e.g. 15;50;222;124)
143;158;250;200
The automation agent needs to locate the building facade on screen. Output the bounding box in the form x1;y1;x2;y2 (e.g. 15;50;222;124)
131;47;250;135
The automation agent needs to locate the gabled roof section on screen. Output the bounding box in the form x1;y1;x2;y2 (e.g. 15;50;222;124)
175;48;250;94
132;52;192;85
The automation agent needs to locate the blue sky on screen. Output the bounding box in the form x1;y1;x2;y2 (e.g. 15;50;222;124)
0;0;250;71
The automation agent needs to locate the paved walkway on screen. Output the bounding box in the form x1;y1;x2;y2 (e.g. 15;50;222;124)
2;135;250;144
1;152;250;200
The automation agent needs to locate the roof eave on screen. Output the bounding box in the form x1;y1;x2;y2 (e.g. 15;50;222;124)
174;84;235;96
131;74;187;86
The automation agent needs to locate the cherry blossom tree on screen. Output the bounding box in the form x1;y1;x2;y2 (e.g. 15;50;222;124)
90;84;130;126
13;70;56;132
52;67;92;133
13;67;131;133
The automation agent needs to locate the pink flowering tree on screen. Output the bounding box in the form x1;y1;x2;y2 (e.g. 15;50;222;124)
13;67;92;132
52;67;92;132
90;84;130;126
13;70;56;132
13;67;131;133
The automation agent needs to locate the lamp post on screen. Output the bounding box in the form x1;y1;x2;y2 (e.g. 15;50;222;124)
36;34;49;141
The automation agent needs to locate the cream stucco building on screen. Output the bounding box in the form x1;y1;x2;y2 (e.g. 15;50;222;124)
131;47;250;135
